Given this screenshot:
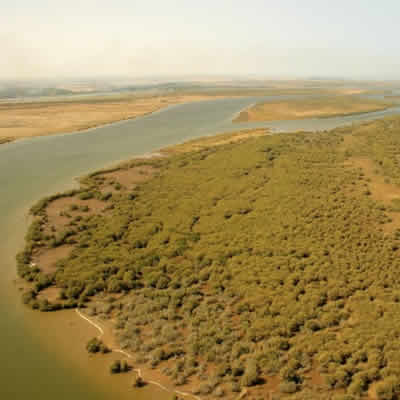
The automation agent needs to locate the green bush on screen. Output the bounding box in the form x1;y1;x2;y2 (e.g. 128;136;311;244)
279;381;298;394
110;360;121;374
86;338;109;354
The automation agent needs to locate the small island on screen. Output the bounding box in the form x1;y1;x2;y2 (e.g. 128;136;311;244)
234;96;392;122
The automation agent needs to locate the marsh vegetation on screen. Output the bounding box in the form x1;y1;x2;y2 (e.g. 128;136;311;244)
17;116;400;399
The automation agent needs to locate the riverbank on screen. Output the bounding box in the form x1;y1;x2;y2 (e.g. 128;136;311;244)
0;82;382;145
0;93;242;143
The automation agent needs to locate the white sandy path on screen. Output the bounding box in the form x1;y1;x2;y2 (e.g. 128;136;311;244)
75;309;202;400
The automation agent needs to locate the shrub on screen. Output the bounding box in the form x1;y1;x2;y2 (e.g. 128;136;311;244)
133;376;145;387
279;381;298;394
376;377;400;400
79;192;94;200
198;383;213;395
86;338;110;353
22;290;37;305
110;360;121;374
121;360;130;372
241;359;260;387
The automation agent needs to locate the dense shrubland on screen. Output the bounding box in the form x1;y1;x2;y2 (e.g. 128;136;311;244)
17;117;400;399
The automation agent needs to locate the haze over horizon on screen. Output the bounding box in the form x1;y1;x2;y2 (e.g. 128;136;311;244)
2;0;400;81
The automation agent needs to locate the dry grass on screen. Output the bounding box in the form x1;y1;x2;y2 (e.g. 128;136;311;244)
0;93;236;141
234;96;392;122
161;128;269;154
34;245;73;275
102;165;156;189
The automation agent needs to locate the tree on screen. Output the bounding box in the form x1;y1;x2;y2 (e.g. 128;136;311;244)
133;376;145;387
110;360;121;374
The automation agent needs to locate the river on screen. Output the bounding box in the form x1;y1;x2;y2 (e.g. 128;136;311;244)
1;96;400;399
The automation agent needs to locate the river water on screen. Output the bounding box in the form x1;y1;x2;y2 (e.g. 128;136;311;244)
1;96;400;399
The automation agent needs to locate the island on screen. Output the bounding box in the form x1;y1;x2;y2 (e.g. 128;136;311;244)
234;96;392;122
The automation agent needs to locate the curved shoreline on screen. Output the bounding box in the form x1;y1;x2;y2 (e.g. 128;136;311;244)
75;309;202;400
0;94;252;147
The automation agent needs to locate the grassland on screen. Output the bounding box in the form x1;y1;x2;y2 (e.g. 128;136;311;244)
17;116;400;400
234;96;393;122
0;93;233;142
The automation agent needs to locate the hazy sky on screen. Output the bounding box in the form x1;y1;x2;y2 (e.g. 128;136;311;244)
2;0;400;80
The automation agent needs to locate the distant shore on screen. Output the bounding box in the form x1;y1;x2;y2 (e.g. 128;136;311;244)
234;95;393;122
0;93;237;145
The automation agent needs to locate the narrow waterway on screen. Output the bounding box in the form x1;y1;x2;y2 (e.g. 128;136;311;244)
1;96;399;399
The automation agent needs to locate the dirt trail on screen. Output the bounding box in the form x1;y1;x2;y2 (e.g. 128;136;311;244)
75;309;202;400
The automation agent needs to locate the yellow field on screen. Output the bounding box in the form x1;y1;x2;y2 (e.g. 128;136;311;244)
234;96;392;122
0;94;235;142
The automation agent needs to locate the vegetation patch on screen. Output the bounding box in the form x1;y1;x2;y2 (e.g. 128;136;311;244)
17;118;400;399
86;337;110;354
234;96;393;122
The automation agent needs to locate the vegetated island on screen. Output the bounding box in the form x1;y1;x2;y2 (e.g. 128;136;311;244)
234;96;393;122
16;117;400;400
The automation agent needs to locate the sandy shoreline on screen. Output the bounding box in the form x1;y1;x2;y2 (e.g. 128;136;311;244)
0;93;253;146
75;309;202;400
